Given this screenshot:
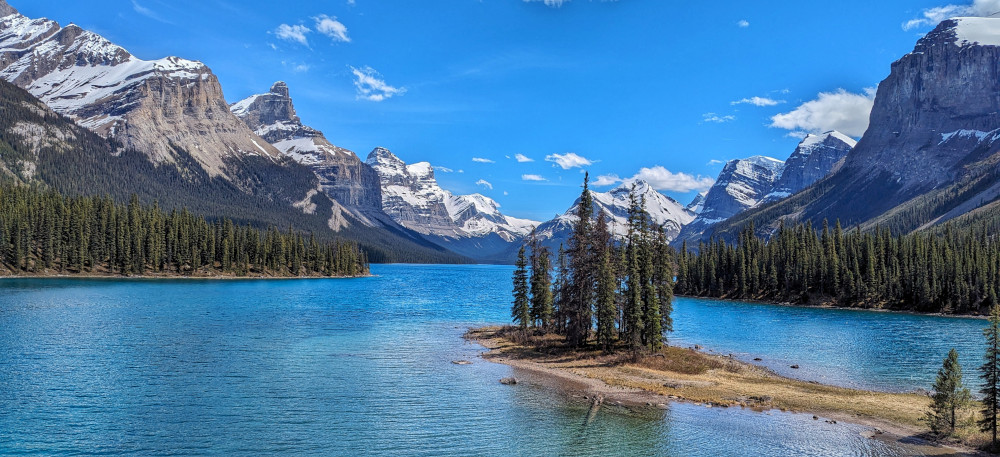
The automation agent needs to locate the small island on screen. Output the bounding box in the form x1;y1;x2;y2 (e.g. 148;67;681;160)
486;174;1000;455
467;326;939;448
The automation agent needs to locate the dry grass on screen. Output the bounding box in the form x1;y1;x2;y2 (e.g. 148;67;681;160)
468;326;932;426
468;326;1000;454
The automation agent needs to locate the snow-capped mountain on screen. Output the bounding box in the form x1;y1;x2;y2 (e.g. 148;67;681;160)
674;156;784;245
705;16;1000;241
759;131;855;205
686;191;708;214
366;147;538;261
230;82;385;225
0;1;285;177
529;180;696;254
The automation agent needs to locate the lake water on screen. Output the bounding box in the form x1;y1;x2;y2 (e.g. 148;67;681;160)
0;264;986;456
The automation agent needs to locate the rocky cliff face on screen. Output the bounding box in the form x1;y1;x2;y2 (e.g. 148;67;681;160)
674;156;783;245
0;2;284;178
231;82;383;216
737;17;1000;238
698;156;784;222
366;147;537;260
704;17;1000;240
850;17;1000;194
686;191;707;214
760;131;854;204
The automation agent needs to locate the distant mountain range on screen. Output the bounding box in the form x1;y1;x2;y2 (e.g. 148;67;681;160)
2;0;1000;262
365;147;538;261
706;17;1000;243
675;130;855;245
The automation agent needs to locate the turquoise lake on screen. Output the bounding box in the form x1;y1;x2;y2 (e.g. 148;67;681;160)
0;264;988;456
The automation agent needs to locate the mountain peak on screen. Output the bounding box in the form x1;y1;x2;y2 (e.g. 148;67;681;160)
270;81;289;97
367;147;399;163
0;1;17;17
610;178;654;196
798;130;857;152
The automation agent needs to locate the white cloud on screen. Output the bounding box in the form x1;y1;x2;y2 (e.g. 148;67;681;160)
293;64;310;73
903;0;1000;30
503;191;509;196
702;113;736;123
523;0;571;7
731;96;784;107
275;24;311;46
545;152;593;169
314;15;351;42
707;159;725;166
350;66;406;102
472;157;495;164
522;174;548;181
627;166;715;193
132;0;173;24
738;19;750;27
592;174;622;187
769;88;875;137
514;153;534;163
476;179;493;190
435;166;454;173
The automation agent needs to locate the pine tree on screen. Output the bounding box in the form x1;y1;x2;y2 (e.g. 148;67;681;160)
553;244;569;335
511;245;531;330
981;305;1000;448
622;188;644;350
528;234;554;329
594;212;616;351
565;173;595;347
927;348;971;436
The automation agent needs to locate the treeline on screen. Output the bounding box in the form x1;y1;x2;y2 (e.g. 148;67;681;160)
0;184;369;277
512;174;674;351
0;78;464;265
676;220;1000;314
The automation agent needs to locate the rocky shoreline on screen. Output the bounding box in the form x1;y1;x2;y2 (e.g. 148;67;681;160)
467;326;986;456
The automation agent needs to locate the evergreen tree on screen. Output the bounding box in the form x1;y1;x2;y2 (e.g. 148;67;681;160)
622;188;645;350
511;245;531;330
528;233;553;329
926;348;971;436
565;173;595;347
981;305;1000;447
593;212;616;351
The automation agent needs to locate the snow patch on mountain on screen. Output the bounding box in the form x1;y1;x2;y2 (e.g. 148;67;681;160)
0;14;209;134
939;128;1000;145
366;147;539;242
952;17;1000;47
532;180;695;252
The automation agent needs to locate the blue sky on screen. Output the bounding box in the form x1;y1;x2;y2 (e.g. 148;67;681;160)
13;0;981;221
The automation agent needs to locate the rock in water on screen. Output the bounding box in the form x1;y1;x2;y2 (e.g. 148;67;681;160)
499;377;518;385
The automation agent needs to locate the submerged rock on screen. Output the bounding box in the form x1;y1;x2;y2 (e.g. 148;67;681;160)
499;377;518;385
451;360;472;365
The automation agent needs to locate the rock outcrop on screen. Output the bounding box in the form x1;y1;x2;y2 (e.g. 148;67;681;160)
231;82;384;220
674;156;783;244
760;131;854;205
366;147;538;261
0;4;285;178
706;16;1000;240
